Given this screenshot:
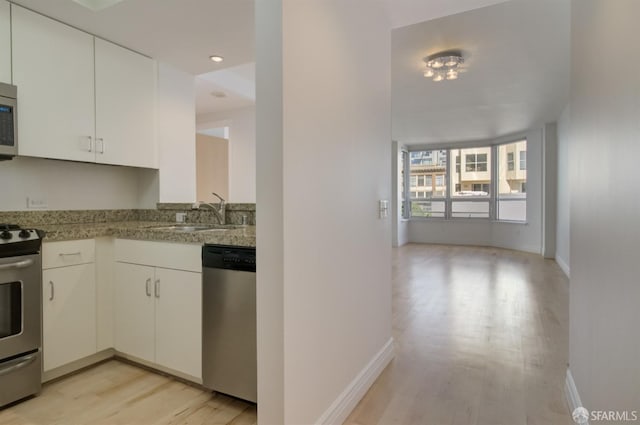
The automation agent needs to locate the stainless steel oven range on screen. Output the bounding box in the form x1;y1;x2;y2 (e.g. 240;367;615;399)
0;224;44;407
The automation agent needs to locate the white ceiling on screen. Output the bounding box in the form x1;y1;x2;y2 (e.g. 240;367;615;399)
195;63;255;116
381;0;511;29
392;0;570;146
9;0;255;76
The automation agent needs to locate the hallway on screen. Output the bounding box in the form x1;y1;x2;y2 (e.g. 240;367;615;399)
346;244;572;425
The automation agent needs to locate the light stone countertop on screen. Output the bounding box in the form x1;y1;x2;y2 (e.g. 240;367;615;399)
35;221;256;247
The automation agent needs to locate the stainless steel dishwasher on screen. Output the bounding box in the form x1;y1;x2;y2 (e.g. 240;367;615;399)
202;244;256;403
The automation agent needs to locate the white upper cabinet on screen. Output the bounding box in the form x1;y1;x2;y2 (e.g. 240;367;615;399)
95;39;156;168
12;6;95;162
0;1;10;84
11;5;157;168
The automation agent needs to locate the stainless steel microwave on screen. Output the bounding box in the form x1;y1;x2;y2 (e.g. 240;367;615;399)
0;83;17;160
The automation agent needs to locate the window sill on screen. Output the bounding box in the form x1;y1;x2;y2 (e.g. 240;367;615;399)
492;219;528;225
408;218;528;225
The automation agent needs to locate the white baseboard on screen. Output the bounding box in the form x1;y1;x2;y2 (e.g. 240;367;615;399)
556;255;570;278
565;369;588;424
43;349;114;383
315;338;395;425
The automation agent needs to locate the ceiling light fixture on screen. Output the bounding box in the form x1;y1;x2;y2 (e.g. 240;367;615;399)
423;51;464;82
209;55;224;63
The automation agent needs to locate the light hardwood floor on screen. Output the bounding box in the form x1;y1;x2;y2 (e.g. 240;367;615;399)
0;360;256;425
345;244;572;425
0;244;570;425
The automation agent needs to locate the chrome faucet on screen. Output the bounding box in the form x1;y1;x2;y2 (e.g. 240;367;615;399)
191;193;226;224
211;192;226;211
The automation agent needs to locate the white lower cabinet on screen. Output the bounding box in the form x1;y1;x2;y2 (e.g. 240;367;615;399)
42;240;97;372
114;240;202;381
113;262;155;363
41;238;202;382
154;267;202;379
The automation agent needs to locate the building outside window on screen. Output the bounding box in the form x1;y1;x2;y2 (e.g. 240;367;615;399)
408;149;447;218
497;140;527;221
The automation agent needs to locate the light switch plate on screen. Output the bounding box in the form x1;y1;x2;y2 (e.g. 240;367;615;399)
379;200;389;219
176;212;187;223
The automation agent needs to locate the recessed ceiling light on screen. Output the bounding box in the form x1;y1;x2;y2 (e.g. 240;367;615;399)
72;0;125;12
209;55;224;63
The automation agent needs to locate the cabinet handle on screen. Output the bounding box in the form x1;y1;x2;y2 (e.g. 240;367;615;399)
145;278;152;297
49;281;54;301
96;137;105;154
154;279;160;298
59;252;81;257
86;136;93;152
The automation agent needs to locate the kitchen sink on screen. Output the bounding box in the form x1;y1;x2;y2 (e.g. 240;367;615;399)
148;224;244;232
149;224;221;232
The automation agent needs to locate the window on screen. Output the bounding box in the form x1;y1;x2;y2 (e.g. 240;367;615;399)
452;148;491;198
400;151;408;219
465;153;487;172
497;140;527;221
472;183;490;193
405;140;527;221
409;149;447;218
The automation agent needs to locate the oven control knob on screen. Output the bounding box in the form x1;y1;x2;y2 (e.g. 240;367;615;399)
0;230;12;240
19;229;31;239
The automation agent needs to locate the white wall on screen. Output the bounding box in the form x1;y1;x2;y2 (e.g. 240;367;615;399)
409;128;544;254
556;105;570;276
568;0;640;414
0;156;155;210
256;1;392;423
197;107;256;203
196;134;229;202
157;62;197;203
392;141;409;246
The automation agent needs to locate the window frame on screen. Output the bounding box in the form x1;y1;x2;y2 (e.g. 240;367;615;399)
404;138;527;223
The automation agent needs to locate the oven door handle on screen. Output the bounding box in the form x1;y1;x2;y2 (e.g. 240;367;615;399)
0;258;34;271
0;352;38;377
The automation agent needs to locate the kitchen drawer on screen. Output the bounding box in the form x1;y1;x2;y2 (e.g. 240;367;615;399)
114;239;201;273
43;239;95;269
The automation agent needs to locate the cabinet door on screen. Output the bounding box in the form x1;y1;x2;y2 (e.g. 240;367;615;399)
95;38;156;168
154;268;202;379
0;1;10;84
42;264;97;372
114;262;155;363
12;6;95;162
